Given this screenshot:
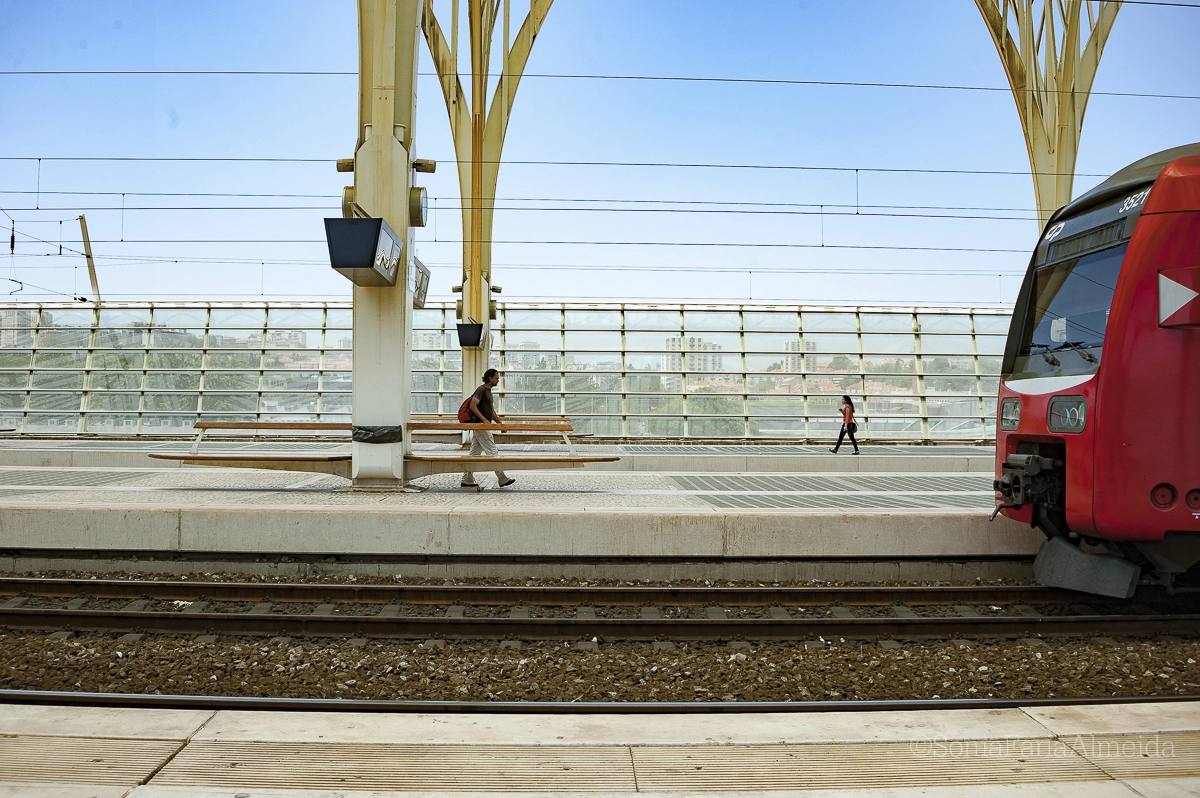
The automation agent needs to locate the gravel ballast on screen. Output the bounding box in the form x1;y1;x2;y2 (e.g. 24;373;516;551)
3;632;1199;703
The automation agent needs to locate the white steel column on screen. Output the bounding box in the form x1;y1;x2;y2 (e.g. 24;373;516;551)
348;0;422;486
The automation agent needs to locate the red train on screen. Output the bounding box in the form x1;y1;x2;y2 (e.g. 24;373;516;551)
994;143;1200;598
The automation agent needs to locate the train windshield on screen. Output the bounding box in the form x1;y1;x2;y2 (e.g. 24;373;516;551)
1013;242;1126;377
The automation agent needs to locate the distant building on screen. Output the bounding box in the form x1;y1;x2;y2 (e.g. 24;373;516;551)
784;339;817;373
662;335;725;373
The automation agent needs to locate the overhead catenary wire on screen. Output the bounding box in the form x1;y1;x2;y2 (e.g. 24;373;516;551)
0;156;1109;178
1;69;1197;102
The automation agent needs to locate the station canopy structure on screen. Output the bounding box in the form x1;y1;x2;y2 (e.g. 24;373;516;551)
0;301;1010;442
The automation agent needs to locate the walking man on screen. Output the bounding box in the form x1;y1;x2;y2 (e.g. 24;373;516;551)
461;368;515;489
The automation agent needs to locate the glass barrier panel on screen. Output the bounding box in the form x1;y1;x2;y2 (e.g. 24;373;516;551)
973;315;1012;335
565;373;621;392
927;396;982;416
208;330;262;349
326;330;353;349
688;417;745;436
565;310;620;328
504;330;561;349
152;308;207;327
29;392;83;410
975;335;1007;355
32;370;84;389
564;331;621;350
978;357;1002;375
148;329;205;348
625;310;680;330
37;329;90;348
569;416;624;436
627;395;681;414
929;417;984;438
862;354;916;373
209;308;264;328
982;396;998;416
0;309;40;328
744;354;791;373
864;375;919;394
87;392;140;411
503;309;560;329
744;333;799;352
504;373;558;392
683;351;735;373
861;334;915;354
565;352;621;371
805;354;859;373
743;311;798;331
267;308;324;328
411;394;439;414
412;353;441;370
411;373;439;392
626;374;681;392
624;331;677;350
84;413;140;433
980;377;1000;395
94;329;147;349
319;394;353;413
0;330;35;348
264;329;315;348
262;372;318;391
146;352;202;370
921;356;976;375
326;309;352;329
807;394;863;415
88;372;142;390
868;417;923;436
860;313;913;332
504;351;560;370
627;416;685;436
683;311;740;330
24;413;80;431
0;351;32;368
0;392;26;409
443;351;463;369
925;375;978;394
802;312;857;332
412;309;444;329
200;393;259;412
320;372;352;391
919;334;974;354
205;352;262;370
918;314;971;333
261;393;318;413
865;396;920;415
140;414;199;432
144;393;199;412
93;351;145;370
502;394;560;414
203;372;261;390
750;417;805;436
687;395;743;415
41;309;94;327
804;332;858;353
565;394;621;414
0;373;28;389
685;373;743;392
746;374;795;393
264;350;320;369
806;375;863;394
413;331;444;350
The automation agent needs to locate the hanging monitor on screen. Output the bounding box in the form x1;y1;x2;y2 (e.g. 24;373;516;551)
324;217;403;287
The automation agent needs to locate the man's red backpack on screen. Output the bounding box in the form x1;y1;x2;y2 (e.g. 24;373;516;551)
457;397;473;423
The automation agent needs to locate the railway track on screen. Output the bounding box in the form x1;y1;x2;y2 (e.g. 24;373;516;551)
2;577;1198;641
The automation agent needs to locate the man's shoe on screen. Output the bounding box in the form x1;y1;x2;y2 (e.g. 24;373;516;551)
499;478;516;488
852;450;860;455
828;448;837;453
460;482;478;488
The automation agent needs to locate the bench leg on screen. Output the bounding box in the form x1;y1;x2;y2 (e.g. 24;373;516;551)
189;428;206;456
562;431;579;457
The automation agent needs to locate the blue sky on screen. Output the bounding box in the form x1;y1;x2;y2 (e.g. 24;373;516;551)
1;0;1197;306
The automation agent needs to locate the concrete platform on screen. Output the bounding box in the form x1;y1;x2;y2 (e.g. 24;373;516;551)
0;459;1038;582
2;699;1199;795
0;439;997;474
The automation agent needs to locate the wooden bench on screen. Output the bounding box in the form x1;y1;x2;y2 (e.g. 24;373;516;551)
150;419;618;482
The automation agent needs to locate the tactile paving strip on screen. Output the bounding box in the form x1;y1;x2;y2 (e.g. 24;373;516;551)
698;492;995;510
672;474;993;493
630;740;1108;790
153;741;637;791
1067;731;1200;780
0;469;146;487
0;735;183;786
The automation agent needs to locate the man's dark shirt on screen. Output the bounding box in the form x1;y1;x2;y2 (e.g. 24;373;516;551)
471;384;497;422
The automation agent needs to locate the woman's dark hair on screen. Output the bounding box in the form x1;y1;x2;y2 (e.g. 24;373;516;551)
483;368;499;382
842;395;855;412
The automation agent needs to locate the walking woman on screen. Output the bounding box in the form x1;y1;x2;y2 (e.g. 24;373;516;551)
829;395;860;455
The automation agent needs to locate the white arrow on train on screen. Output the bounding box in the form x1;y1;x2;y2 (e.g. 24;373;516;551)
1159;273;1200;324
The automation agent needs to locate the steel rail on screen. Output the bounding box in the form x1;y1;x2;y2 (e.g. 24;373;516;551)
0;577;1091;607
2;688;1198;715
3;607;1199;640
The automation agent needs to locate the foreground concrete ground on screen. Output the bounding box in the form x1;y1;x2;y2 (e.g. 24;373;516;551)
2;700;1200;795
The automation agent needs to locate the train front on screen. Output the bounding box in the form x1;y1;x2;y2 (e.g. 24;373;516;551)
993;144;1200;598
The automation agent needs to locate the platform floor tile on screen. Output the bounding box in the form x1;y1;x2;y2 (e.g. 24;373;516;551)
0;735;183;786
152;741;638;791
630;740;1107;791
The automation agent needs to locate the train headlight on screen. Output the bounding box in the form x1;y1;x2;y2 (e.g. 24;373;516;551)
1047;396;1088;433
999;397;1021;431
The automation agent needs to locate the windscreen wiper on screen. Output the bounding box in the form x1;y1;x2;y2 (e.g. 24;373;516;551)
1050;340;1098;363
1028;343;1060;366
